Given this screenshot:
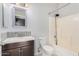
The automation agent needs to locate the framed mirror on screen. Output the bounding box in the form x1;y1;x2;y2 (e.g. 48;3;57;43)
13;6;27;28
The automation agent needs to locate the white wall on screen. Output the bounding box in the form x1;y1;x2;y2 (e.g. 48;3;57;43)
27;3;56;38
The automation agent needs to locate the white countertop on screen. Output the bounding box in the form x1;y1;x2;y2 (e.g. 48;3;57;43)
2;36;34;45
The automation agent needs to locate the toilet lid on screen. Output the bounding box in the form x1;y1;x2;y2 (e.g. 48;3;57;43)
43;45;54;52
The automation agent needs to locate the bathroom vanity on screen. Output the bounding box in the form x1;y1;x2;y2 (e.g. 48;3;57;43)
2;40;34;56
1;36;34;56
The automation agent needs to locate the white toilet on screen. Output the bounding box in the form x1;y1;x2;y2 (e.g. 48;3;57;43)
39;37;55;56
41;44;55;56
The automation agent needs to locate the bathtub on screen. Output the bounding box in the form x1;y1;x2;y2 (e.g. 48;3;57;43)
54;46;78;56
38;45;78;56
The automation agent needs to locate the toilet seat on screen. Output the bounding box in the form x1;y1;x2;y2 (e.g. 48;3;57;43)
43;45;54;52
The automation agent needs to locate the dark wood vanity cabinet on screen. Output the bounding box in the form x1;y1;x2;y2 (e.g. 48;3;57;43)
2;40;34;56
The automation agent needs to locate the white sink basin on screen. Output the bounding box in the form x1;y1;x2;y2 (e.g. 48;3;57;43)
2;36;34;45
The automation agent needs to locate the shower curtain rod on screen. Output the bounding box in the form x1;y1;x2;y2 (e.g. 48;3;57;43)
48;3;70;15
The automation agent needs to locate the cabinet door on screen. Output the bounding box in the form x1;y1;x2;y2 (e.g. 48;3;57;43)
2;48;20;56
21;45;34;56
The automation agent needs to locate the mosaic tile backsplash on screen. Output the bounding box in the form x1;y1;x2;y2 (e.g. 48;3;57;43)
7;31;31;38
1;31;31;40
